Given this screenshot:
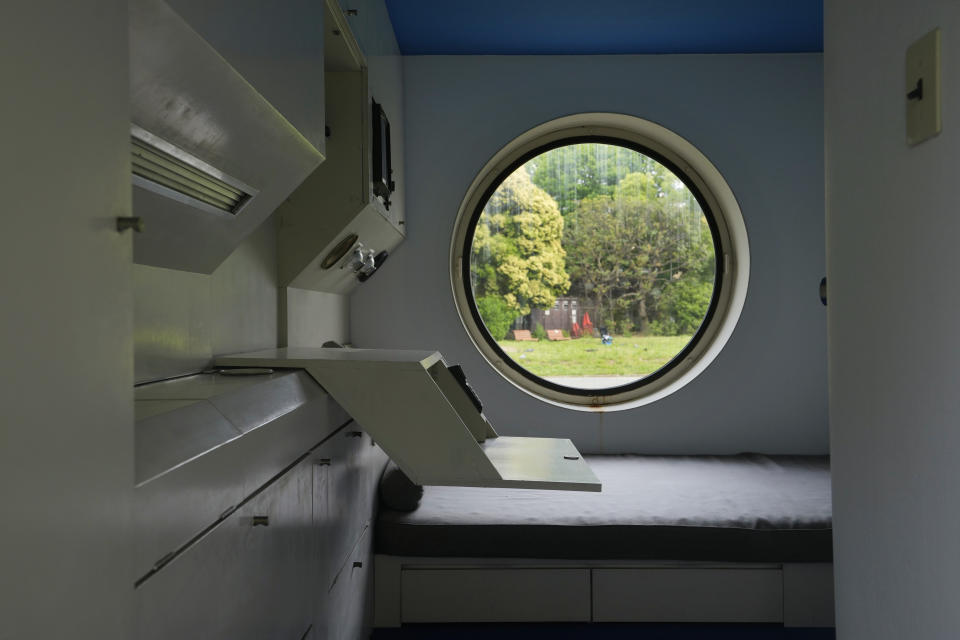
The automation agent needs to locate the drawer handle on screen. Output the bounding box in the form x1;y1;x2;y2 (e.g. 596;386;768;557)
346;431;363;438
252;516;270;527
316;458;332;466
564;455;580;461
353;561;363;568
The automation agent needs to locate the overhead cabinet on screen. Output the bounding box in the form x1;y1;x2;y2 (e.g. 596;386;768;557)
129;0;325;274
277;0;405;294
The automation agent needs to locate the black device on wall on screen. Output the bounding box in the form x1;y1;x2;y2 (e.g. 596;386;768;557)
371;99;395;209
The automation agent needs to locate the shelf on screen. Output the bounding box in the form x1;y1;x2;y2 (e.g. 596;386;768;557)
215;348;601;492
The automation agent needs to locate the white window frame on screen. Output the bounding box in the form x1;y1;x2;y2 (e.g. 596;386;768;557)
449;113;749;411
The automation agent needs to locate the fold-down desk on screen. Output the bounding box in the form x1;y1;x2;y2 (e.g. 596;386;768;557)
216;347;600;491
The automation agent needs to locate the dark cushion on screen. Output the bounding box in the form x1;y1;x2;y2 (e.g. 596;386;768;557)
377;454;833;562
379;461;424;512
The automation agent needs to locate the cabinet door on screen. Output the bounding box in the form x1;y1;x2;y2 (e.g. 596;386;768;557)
326;429;372;572
135;459;315;639
164;0;326;152
323;526;374;640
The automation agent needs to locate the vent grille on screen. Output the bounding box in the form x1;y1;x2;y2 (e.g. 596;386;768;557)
131;128;253;215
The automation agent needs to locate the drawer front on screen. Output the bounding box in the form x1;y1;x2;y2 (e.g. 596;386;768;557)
324;429;385;574
135;395;346;580
593;568;783;623
135;459;315;639
321;527;374;640
402;568;591;623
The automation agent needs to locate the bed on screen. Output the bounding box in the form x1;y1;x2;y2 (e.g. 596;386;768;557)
374;453;834;627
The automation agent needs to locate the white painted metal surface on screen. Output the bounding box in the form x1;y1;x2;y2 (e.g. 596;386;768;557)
129;0;323;273
351;53;827;454
0;2;133;637
164;0;327;151
402;568;592;623
135;459;316;639
133;264;212;383
325;526;376;639
134;219;278;384
280;287;351;348
782;563;835;627
826;3;960;637
377;556;832;628
277;0;405;295
215;347;601;490
593;568;783;622
134;372;350;581
134;404;385;638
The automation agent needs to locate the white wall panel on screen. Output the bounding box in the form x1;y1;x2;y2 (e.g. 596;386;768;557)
825;2;960;638
0;1;133;637
134;217;288;382
352;54;827;454
282;287;351;347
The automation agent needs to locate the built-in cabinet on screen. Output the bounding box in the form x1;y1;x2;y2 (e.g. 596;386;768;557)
128;0;325;274
277;0;405;295
134;372;388;639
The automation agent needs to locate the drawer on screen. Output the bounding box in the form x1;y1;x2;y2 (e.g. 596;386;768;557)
592;568;783;623
135;458;316;639
320;526;374;640
401;568;591;623
135;393;348;580
322;429;384;574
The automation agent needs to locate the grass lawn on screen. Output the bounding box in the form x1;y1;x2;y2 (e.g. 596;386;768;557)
496;334;692;377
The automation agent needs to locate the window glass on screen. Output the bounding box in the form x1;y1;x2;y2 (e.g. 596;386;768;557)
467;141;719;391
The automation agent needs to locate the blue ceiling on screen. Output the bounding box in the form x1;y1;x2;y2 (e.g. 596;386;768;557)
383;1;823;56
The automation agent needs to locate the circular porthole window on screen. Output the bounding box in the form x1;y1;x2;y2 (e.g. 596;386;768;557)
450;114;749;410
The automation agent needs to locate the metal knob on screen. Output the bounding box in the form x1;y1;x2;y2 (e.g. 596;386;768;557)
353;561;363;568
252;516;269;527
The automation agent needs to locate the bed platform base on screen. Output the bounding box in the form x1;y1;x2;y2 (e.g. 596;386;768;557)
374;555;834;628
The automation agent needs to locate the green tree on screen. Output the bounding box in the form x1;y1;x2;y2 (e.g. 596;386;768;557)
529;143;660;215
563;171;715;333
471;169;570;317
475;295;515;340
649;277;714;336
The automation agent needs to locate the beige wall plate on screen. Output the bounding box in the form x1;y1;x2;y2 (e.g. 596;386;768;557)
906;28;941;145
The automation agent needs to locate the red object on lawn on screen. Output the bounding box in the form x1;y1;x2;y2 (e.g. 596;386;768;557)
571;322;582;338
582;312;594;335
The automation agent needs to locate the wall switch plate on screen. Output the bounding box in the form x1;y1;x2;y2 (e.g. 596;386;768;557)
906;28;941;145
